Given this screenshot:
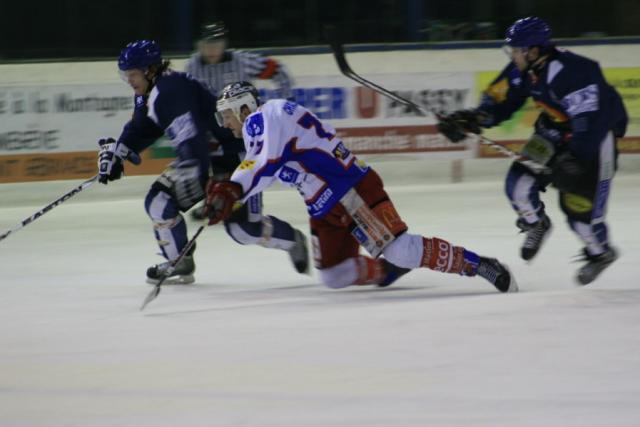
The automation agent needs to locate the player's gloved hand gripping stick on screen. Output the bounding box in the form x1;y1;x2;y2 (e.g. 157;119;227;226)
324;26;549;174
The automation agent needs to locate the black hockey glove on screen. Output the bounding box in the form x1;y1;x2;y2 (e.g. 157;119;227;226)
551;151;585;193
437;110;485;143
97;138;140;184
98;138;123;184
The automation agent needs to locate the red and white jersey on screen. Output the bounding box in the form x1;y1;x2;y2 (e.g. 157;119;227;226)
231;100;369;218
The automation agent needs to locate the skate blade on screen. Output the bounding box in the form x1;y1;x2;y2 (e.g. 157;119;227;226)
146;275;195;285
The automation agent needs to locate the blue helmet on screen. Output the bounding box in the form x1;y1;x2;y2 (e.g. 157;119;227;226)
505;17;552;48
118;40;162;71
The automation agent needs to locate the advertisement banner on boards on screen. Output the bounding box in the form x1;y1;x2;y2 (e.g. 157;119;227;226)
0;84;134;156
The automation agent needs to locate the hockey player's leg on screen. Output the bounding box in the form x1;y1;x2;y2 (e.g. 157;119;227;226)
505;162;552;260
224;193;310;274
317;256;409;288
343;170;516;292
383;233;517;293
561;133;618;285
311;215;406;288
144;188;195;284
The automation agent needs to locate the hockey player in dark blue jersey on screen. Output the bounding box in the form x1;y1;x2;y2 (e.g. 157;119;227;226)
438;17;627;285
97;40;309;284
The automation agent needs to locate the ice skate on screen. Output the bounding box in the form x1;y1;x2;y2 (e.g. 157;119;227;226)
146;255;196;285
378;259;411;287
517;214;552;261
477;257;518;293
576;247;618;285
288;230;310;274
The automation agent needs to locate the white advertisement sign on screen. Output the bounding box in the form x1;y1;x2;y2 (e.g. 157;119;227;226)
0;84;133;155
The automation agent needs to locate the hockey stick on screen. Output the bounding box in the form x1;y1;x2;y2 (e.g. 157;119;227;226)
0;174;99;243
140;224;205;311
324;27;550;174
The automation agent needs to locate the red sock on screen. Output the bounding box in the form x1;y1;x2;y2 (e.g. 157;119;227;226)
421;237;468;274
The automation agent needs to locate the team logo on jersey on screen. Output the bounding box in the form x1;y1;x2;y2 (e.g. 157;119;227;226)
562;84;599;117
283;101;297;115
245;113;264;137
278;165;299;183
238;160;256;170
332;142;351;160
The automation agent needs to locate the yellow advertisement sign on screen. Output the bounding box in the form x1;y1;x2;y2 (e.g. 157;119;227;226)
475;67;640;151
605;69;640;137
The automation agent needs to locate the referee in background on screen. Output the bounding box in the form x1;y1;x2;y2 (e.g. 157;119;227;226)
185;21;293;99
185;21;294;220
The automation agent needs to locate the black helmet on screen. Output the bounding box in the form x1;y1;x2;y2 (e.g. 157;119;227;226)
200;21;229;42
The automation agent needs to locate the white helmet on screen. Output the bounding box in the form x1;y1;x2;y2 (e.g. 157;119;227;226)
215;81;260;126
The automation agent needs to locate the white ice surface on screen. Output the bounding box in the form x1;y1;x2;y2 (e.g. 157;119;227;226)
1;158;639;427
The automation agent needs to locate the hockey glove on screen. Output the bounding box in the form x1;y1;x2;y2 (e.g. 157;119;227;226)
97;138;140;184
437;110;485;143
204;180;243;225
551;151;586;193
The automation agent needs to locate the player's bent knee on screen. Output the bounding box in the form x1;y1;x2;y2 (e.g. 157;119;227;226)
318;258;358;289
382;233;423;269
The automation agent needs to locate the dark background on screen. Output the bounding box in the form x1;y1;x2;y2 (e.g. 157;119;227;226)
2;0;639;60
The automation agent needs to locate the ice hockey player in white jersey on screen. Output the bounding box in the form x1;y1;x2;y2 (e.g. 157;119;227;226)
97;42;308;285
203;82;518;292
